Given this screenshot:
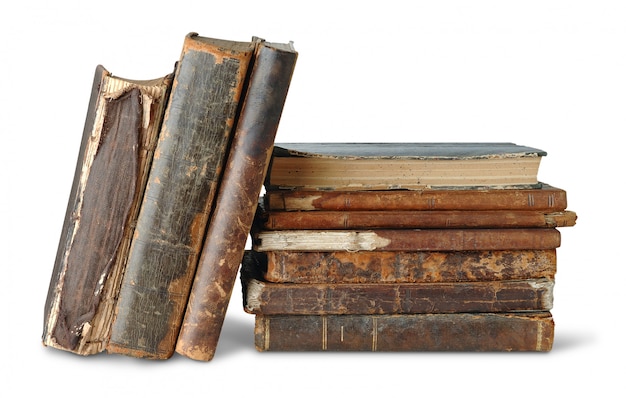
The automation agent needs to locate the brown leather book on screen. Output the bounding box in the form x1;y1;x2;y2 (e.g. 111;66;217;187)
254;312;554;352
264;183;568;211
243;277;554;315
260;249;557;283
259;208;577;230
253;227;561;252
175;40;298;362
266;142;546;190
42;65;174;356
106;33;258;359
242;253;554;315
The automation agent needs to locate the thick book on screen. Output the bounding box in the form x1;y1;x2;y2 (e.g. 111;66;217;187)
175;39;298;362
259;207;577;230
42;65;174;355
252;228;561;252
258;249;557;284
254;312;554;352
264;183;568;211
106;33;258;359
242;268;554;316
266;142;546;191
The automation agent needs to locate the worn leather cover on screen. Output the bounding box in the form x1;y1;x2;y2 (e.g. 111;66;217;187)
254;312;554;351
107;33;256;359
253;227;561;252
261;249;557;283
42;66;173;355
242;257;553;315
260;208;577;230
264;183;568;211
175;40;298;361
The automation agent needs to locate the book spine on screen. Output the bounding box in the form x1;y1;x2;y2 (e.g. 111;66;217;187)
254;312;554;352
175;41;297;361
264;185;568;211
42;66;172;355
261;209;577;230
253;228;561;252
243;276;554;315
262;249;557;283
107;35;255;359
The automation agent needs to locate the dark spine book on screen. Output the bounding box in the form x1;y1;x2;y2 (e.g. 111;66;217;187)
254;312;554;352
242;270;554;315
176;40;298;361
107;34;256;359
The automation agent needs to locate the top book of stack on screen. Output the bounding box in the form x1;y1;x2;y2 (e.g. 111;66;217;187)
265;142;547;191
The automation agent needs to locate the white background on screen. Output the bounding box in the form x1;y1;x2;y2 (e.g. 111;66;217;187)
2;1;623;396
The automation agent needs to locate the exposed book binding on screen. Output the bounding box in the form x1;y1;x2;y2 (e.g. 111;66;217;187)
42;65;174;355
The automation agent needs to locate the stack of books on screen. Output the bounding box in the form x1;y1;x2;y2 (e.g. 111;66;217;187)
242;142;577;352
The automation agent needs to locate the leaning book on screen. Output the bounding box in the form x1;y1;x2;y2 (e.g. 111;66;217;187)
42;65;174;355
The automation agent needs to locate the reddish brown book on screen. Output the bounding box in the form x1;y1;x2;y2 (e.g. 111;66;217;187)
252;228;561;252
260;249;557;283
175;39;298;362
242;253;554;315
254;312;554;352
259;208;577;230
264;183;568;211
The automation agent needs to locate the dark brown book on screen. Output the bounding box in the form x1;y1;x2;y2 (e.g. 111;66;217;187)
175;40;298;362
264;183;568;211
42;65;174;355
106;33;258;359
259;208;577;230
254;312;554;352
260;249;557;283
242;253;554;315
252;228;561;252
266;142;546;191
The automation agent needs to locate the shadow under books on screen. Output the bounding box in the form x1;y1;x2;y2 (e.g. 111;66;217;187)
41;322;593;362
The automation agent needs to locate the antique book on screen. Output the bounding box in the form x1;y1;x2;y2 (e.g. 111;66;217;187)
264;183;568;211
254;312;554;352
242;264;554;315
266;142;546;191
42;65;174;355
259;207;577;230
175;39;298;362
252;228;561;252
106;33;258;359
258;249;557;284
